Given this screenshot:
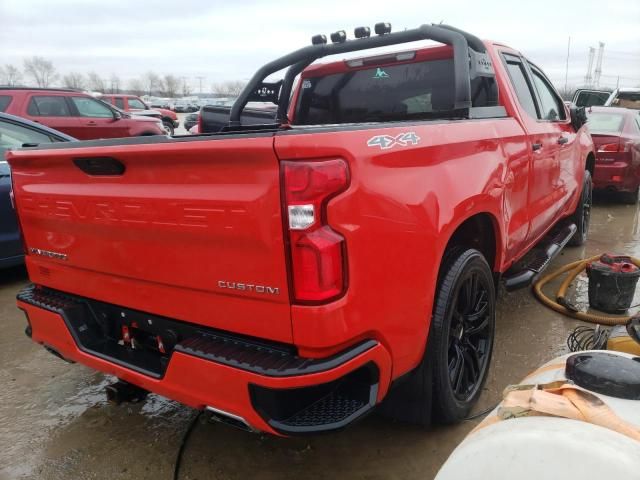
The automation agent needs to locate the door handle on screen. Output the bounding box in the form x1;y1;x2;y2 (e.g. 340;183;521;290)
557;136;569;145
87;121;97;126
532;142;543;151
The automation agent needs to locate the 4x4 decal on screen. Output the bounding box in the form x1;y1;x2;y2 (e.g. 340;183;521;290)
367;132;421;150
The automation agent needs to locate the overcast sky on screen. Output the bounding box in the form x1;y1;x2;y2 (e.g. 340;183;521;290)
1;0;639;92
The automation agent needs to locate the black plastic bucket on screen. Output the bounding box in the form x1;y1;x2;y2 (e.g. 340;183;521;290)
587;254;640;314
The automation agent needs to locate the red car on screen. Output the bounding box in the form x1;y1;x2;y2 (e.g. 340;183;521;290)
587;106;640;203
101;94;179;136
0;88;165;140
8;23;593;436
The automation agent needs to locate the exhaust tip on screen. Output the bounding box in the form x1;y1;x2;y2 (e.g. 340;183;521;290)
205;406;255;433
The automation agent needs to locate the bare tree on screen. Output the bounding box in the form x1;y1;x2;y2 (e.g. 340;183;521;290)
1;64;23;86
109;74;121;94
212;80;247;96
62;72;85;90
557;85;576;101
142;71;163;96
87;72;106;92
23;56;57;87
127;78;144;96
163;74;180;97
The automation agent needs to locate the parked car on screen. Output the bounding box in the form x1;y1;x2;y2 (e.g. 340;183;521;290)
574;87;640;110
101;94;179;136
0;88;165;140
183;111;200;131
586;106;640;203
0;112;74;268
149;98;172;109
173;99;198;113
8;23;593;436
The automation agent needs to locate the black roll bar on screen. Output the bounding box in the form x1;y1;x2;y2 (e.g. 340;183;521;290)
230;23;488;126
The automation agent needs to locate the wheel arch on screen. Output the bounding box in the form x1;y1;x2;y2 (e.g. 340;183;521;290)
585;152;595;177
441;212;502;274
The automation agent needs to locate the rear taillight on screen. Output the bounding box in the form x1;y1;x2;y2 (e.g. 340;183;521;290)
598;142;620;153
282;159;349;303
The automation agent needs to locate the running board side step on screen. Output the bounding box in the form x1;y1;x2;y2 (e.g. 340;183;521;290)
503;223;577;291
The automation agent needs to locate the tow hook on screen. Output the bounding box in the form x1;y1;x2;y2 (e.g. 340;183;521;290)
105;380;149;405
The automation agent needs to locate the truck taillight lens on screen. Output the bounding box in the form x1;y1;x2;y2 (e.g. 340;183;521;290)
282;160;349;303
598;142;620;153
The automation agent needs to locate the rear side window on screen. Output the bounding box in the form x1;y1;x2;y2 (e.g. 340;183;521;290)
115;98;125;109
0;95;12;112
503;57;538;119
530;67;566;121
27;96;71;116
574;91;610;108
295;58;497;125
70;96;114;118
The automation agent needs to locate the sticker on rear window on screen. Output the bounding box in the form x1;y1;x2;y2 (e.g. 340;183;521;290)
302;80;312;89
367;132;420;150
373;68;390;79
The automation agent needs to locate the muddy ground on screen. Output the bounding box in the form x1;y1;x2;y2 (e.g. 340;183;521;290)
1;195;639;480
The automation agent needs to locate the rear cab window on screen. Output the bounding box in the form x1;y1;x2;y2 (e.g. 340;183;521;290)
294;55;498;125
114;97;125;109
0;95;12;112
27;95;72;116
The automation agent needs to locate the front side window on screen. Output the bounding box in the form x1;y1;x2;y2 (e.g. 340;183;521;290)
530;67;566;121
503;56;538;119
128;98;146;110
70;96;114;118
0;95;12;112
27;96;71;116
0;119;55;158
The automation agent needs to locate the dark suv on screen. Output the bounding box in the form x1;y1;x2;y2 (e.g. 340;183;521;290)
0;88;165;140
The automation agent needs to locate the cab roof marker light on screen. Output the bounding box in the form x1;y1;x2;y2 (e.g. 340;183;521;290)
354;26;371;39
330;30;347;44
311;34;327;45
374;22;392;35
395;51;416;61
346;59;364;68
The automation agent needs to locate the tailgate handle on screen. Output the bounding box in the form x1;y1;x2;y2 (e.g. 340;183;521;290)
73;157;125;176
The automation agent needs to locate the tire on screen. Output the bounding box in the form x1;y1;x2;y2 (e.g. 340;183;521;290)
568;170;592;246
162;120;174;136
380;248;496;425
619;187;639;205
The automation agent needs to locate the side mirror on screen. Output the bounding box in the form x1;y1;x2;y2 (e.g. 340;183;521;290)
570;105;587;132
112;109;122;121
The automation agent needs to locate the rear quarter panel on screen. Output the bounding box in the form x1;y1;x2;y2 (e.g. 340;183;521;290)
275;119;524;376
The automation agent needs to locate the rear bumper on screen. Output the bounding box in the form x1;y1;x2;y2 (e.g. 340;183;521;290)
17;285;391;435
593;161;638;192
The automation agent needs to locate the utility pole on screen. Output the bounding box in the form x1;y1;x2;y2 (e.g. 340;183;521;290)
585;47;595;87
564;36;571;93
196;76;205;94
593;42;605;88
180;76;188;96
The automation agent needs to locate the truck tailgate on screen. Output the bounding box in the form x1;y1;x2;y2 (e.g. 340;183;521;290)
7;136;292;342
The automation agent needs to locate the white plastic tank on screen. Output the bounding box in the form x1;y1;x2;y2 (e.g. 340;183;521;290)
436;351;640;480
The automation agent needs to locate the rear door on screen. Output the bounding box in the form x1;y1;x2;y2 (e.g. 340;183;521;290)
68;95;129;139
24;94;79;136
7;134;293;342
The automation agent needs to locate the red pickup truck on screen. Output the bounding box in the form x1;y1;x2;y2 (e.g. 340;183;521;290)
8;24;594;436
100;94;179;136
